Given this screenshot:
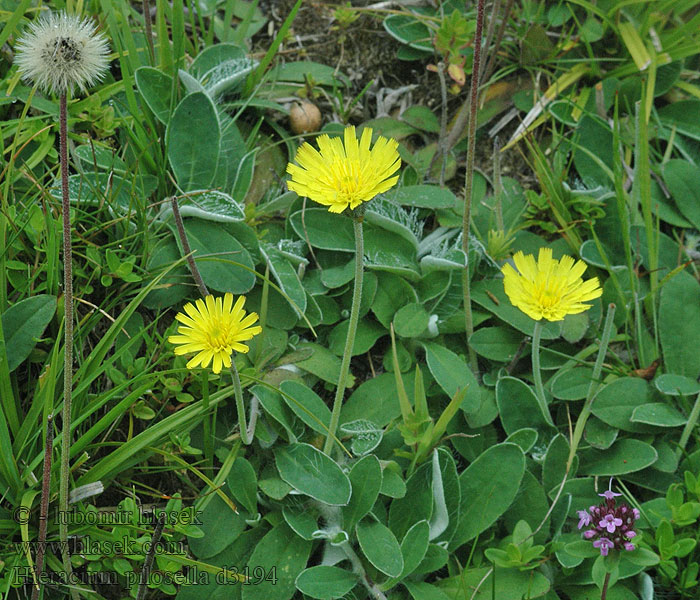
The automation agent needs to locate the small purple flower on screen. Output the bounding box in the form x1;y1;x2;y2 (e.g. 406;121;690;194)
575;479;641;556
593;537;614;556
599;514;623;533
577;510;592;529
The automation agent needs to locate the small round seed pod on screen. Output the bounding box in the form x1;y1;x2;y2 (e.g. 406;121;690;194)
289;100;322;135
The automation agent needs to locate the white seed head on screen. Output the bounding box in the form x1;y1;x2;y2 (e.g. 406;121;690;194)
14;11;110;96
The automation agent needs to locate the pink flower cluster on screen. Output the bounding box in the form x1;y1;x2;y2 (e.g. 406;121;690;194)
577;489;640;556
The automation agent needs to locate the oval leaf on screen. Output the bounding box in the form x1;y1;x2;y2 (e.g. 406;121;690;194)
275;443;351;506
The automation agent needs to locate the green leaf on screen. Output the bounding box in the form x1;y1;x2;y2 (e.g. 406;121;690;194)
295;566;358;600
279;380;330;436
294;342;354;387
469;326;524;362
261;244;306;316
663;159;700;230
274;443;351;505
579;439;658;475
283;505;318;540
496;376;552;435
383;14;434;52
591;377;658;433
393;303;429;337
187;493;245;559
171;219;256;294
388;184;457;209
655;374;700;396
631;403;687;427
340;420;383;456
161;190;245;223
166;92;220;190
450;443;525;550
340;372;404;427
328;318;385;356
404;581;452;600
422;342;480;412
401;106;440;133
343;455;382;530
242;523;312;600
1;295;56;372
660;270;700;379
134;66;173;124
549;367;596;400
356;519;404;577
505;428;539;453
437;566;550;599
380;463;407;498
400;520;430;577
226;457;258;515
542;434;572;494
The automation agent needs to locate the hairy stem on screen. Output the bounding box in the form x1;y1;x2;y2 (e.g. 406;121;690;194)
31;415;54;600
324;217;364;455
601;571;611;600
530;320;554;426
58;93;80;600
461;0;485;377
170;197;208;297
136;513;166;600
231;360;250;445
340;541;387;600
567;304;616;470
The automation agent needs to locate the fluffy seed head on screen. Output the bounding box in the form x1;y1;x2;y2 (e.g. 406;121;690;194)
15;11;110;96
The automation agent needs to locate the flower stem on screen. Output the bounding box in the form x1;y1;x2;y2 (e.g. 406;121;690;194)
340;541;387;600
170;197;208;297
678;391;700;458
461;0;485;377
601;572;611;600
567;303;616;470
202;370;212;466
531;320;554;426
231;360;250;445
31;414;54;600
323;217;364;455
58;92;80;600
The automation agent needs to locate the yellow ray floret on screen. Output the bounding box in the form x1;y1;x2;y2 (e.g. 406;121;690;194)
501;248;602;321
286;125;401;213
168;293;262;374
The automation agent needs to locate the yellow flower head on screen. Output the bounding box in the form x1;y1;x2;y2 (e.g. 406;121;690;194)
168;293;262;374
286;125;401;213
501;248;602;321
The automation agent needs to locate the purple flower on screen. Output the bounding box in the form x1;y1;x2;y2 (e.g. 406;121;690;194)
577;510;592;529
593;537;614;556
599;514;623;533
575;485;642;556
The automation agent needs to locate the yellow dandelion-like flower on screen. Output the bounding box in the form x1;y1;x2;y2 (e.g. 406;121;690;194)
14;11;110;96
286;125;401;213
168;293;262;374
501;248;602;321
